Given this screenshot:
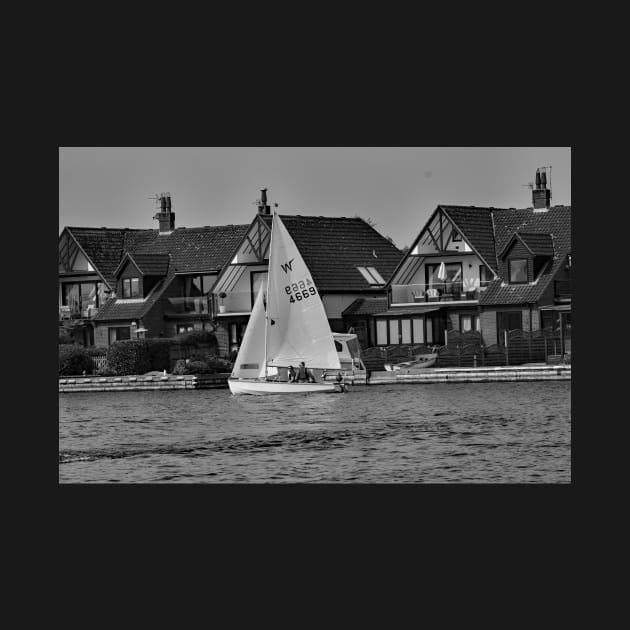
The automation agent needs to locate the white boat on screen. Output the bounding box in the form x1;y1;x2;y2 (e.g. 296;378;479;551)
383;353;438;371
228;212;341;395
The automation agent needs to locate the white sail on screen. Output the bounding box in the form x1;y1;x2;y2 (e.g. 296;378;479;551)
265;214;341;370
230;285;266;379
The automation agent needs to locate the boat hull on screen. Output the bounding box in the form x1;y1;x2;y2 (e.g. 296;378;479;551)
228;379;337;395
384;354;437;371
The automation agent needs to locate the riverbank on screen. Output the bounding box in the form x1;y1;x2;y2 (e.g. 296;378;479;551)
367;364;570;385
59;364;570;392
59;373;230;393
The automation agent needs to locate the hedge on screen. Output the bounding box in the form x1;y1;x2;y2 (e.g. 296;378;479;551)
59;344;93;375
173;330;218;348
146;339;171;372
106;340;152;376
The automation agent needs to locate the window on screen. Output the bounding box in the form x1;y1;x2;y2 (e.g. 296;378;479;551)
376;317;425;345
61;282;105;316
123;277;140;298
389;320;399;344
251;271;268;307
497;311;523;343
108;326;130;345
412;318;424;343
508;259;528;284
479;264;491;287
376;319;388;345
400;319;411;344
460;315;473;332
540;310;559;333
177;325;194;334
451;229;462;242
357;266;386;285
460;314;481;332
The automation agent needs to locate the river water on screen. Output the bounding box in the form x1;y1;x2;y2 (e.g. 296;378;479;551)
59;381;571;483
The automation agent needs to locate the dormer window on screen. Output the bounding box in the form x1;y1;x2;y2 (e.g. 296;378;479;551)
357;266;386;286
508;260;528;284
123;277;139;298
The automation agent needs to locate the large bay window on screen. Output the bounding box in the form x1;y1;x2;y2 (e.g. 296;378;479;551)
376;317;427;345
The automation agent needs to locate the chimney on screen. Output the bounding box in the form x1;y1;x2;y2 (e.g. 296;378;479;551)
154;192;175;233
532;168;551;210
257;188;271;214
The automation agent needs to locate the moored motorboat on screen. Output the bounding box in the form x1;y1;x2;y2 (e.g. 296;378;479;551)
384;353;438;371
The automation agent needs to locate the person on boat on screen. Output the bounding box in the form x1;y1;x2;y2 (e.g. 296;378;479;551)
335;371;348;393
296;361;315;383
287;365;296;383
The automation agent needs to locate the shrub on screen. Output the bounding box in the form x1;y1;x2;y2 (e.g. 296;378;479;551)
59;344;93;376
145;338;171;372
59;329;74;345
184;360;212;374
205;356;233;373
173;330;218;348
106;340;152;376
96;366;116;376
172;359;187;375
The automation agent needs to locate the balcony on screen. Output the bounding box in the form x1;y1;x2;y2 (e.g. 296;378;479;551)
166;296;211;316
390;281;487;306
213;290;257;316
554;280;571;302
59;304;100;321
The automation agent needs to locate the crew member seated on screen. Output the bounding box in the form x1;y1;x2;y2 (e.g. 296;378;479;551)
287;365;296;382
295;361;315;383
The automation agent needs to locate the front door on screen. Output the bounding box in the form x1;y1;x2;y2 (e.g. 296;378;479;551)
426;314;445;345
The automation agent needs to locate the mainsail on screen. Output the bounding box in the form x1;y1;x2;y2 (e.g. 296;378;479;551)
230;285;267;379
265;214;341;370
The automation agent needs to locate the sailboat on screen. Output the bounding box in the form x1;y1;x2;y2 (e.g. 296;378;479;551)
228;212;341;395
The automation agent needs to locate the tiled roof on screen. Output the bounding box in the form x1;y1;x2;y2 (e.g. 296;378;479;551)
66;224;249;288
511;232;555;257
124;252;170;276
372;305;442;317
261;214;404;291
440;206;500;273
66;228;144;288
342;297;389;317
479;205;571;305
94;276;171;321
131;225;250;274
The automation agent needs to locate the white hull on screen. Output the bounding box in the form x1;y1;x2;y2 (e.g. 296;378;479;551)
384;354;437;371
228;379;337;396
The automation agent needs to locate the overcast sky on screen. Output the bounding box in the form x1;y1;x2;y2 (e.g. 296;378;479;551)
59;147;571;249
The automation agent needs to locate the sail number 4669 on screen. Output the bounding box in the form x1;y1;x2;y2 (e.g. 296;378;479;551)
285;278;316;303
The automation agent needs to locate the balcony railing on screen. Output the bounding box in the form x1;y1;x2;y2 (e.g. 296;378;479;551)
166;296;211;315
213;290;258;315
390;281;487;305
59;304;100;320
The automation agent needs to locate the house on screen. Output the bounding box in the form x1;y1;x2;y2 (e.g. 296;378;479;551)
210;192;404;354
59;194;249;346
356;168;571;354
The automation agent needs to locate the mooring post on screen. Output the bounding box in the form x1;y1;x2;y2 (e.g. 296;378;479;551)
504;330;509;366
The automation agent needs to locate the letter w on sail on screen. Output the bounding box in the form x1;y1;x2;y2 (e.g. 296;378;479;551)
280;258;295;273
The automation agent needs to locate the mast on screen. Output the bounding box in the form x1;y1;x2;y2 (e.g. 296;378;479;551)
263;211;275;379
